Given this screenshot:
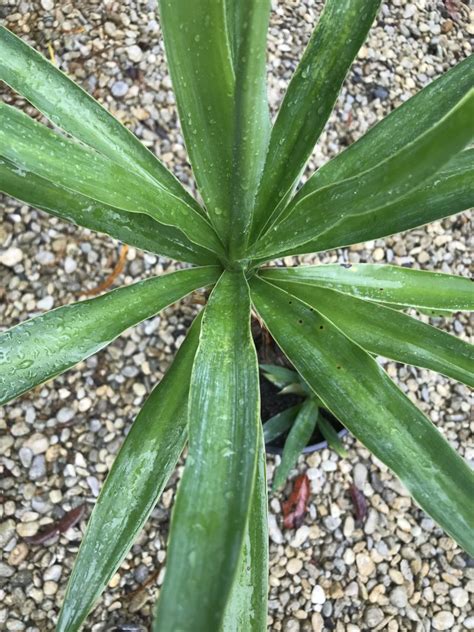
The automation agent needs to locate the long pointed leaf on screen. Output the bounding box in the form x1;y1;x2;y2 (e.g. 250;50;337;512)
0;157;219;266
250;0;381;238
250;277;474;556
0;266;220;406
158;0;235;238
222;427;268;632
261;264;474;311
0;103;224;256
154;271;259;631
252;90;474;258
263;405;301;445
297;55;474;195
56;313;202;632
0;26;202;213
266;277;474;387
228;0;271;259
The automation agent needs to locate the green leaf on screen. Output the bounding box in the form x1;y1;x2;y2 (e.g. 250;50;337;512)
228;0;271;259
273;399;319;490
261;264;474;311
264;278;474;387
260;363;300;389
297;55;474;194
250;277;474;556
222;427;268;632
263;405;301;444
0;266;220;406
154;271;260;631
0;157;220;266
250;0;381;239
158;0;234;239
318;415;348;458
56;313;203;632
0;103;224;256
263;148;474;258
0;26;202;214
251;90;474;259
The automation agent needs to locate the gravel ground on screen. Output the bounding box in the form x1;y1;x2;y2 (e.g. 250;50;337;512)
0;1;473;630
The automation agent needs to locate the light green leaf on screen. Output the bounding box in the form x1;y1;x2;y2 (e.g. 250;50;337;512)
318;415;348;458
228;0;271;259
273;399;319;490
265;148;474;258
263;405;301;445
264;278;474;387
261;264;474;311
222;427;268;632
251;90;474;258
250;0;381;239
0;267;220;406
0;156;219;266
297;55;474;194
56;313;202;632
260;363;300;389
158;0;234;239
0;103;224;256
0;25;202;213
154;271;260;631
250;277;474;556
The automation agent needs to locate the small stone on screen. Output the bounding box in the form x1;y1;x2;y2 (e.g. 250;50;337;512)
0;247;23;267
37;296;54;310
41;0;54;9
8;543;28;566
78;397;92;412
127;45;143;63
111;81;129;98
287;558;303;575
43;580;58;596
19;447;33;468
0;520;16;548
432;612;455;630
356;553;375;577
64;257;77;274
29;455;46;481
353;463;368;489
44;564;62;582
372;247;385;261
24;433;49;455
311;585;326;605
57;407;74;423
449;587;468;608
364;509;378;535
364;607;384;627
390;586;408;609
0;435;14;453
0;562;14;578
290;525;309;548
16;522;39;538
268;513;283;544
311;613;324;632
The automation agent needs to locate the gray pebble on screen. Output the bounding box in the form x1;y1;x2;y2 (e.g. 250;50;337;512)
111;81;129;98
390;585;408;609
0;562;14;578
29;455;46;481
364;606;384;627
0;520;16;548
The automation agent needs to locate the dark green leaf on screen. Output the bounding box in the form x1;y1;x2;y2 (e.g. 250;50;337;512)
0;156;219;266
56;314;202;632
318;416;348;458
260;363;300;389
261;264;474;311
0;267;220;406
273;399;319;490
264;277;474;387
250;277;474;556
0;103;223;255
250;0;381;239
0;26;202;213
154;271;260;631
263;405;301;444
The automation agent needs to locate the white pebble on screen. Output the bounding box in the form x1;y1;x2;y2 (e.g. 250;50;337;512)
64;257;77;274
127;45;143;63
0;247;23;267
37;296;54;310
432;612;455;631
311;585;326;605
41;0;54;9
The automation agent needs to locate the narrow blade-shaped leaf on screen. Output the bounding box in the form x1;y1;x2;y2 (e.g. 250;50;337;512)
0;103;224;255
250;277;474;556
267;278;474;387
0;266;220;406
273;399;319;490
228;0;271;258
222;428;268;632
263;405;301;445
252;90;474;258
261;264;474;311
0;157;219;266
260;364;300;389
0;26;202;213
154;271;260;631
275;148;474;257
318;416;348;458
297;55;474;194
158;0;234;238
56;313;202;632
250;0;381;238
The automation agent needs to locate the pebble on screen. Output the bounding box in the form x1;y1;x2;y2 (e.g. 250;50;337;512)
353;463;368;489
23;433;49;455
64;257;77;274
449;587;468;608
111;81;129;98
0;562;14;578
40;0;54;10
268;513;283;544
287;558;303;575
290;525;309;548
7;543;29;567
57;407;75;423
311;613;324;632
0;520;16;548
0;247;23;267
356;553;375;577
389;586;408;609
311;585;326;605
432;611;455;630
127;45;143;63
364;607;384;627
16;522;39;538
28;455;46;481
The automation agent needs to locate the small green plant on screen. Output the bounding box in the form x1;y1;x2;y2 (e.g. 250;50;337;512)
0;1;473;630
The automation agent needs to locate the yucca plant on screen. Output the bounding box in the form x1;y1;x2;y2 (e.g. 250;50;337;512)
0;1;473;629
